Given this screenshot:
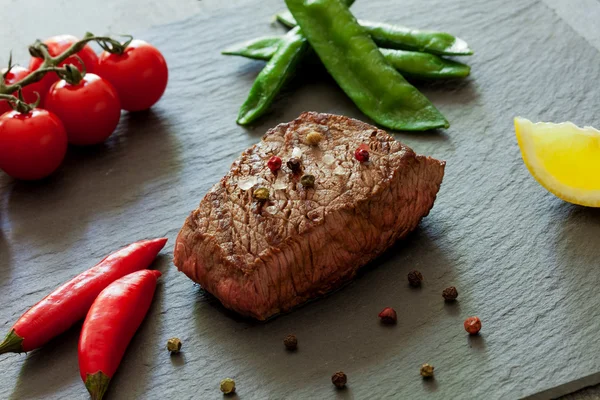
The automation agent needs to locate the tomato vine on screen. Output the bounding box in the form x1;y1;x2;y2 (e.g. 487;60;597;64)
0;33;129;112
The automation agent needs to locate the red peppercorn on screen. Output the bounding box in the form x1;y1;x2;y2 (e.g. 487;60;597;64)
378;307;397;324
464;316;482;335
331;371;347;389
354;148;369;162
267;156;282;173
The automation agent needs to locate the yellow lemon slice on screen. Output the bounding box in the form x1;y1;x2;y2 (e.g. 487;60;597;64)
515;117;600;207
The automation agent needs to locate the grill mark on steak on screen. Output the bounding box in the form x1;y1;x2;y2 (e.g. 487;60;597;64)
174;112;445;320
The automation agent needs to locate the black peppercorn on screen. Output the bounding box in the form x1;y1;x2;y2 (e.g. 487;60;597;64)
442;286;458;301
300;174;315;188
331;371;347;389
283;334;298;351
407;270;423;287
408;270;423;287
287;157;302;173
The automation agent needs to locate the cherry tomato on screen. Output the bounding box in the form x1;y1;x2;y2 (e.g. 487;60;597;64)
0;66;46;116
0;109;67;180
96;40;168;111
28;35;99;104
44;74;121;146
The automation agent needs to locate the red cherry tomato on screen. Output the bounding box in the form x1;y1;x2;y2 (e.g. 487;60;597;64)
44;74;121;146
28;35;99;103
0;109;67;180
96;40;168;112
0;66;46;116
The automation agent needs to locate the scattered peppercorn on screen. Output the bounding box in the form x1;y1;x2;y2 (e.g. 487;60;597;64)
267;156;282;173
354;148;369;162
287;157;302;173
300;174;315;188
378;307;397;324
407;270;423;287
464;316;482;335
331;371;347;389
420;363;435;378
220;378;236;395
166;337;182;354
253;187;269;201
442;286;458;301
306;131;323;145
283;334;298;351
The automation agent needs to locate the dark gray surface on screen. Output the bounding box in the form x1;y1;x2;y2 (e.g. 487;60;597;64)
1;0;600;399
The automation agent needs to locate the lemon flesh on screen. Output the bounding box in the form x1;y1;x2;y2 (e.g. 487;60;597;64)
514;117;600;207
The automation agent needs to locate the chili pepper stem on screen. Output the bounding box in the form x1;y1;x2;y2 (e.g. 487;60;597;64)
0;329;25;355
85;371;111;400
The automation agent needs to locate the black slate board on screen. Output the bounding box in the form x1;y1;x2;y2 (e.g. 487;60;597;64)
1;0;600;399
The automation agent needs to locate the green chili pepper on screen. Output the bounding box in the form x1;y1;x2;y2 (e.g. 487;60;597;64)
285;0;449;131
222;36;282;61
236;27;308;125
223;38;470;79
276;10;472;56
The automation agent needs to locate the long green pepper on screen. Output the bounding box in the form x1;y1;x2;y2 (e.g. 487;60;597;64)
236;27;308;125
276;10;472;56
223;38;470;80
285;0;448;130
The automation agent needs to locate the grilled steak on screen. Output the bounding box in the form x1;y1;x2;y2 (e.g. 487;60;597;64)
174;112;445;320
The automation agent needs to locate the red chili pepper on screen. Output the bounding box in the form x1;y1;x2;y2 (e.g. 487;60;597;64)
0;238;167;355
79;269;161;400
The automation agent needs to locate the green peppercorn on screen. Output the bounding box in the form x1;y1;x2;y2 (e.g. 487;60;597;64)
306;131;323;145
300;174;315;188
420;363;434;378
220;378;236;394
166;337;182;354
253;187;270;201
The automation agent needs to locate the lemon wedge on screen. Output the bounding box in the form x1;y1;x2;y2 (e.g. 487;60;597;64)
514;117;600;207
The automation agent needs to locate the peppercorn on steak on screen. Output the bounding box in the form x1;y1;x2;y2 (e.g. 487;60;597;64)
174;112;445;320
